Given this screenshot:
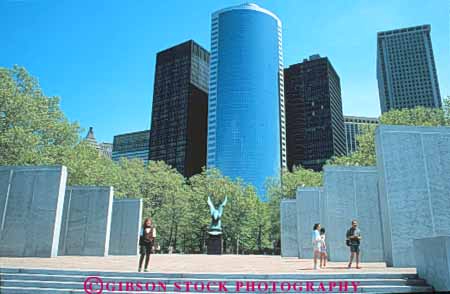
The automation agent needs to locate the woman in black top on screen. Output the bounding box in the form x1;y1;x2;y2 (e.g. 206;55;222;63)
138;218;155;272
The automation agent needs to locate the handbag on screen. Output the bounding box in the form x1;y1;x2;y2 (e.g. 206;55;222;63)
346;239;351;246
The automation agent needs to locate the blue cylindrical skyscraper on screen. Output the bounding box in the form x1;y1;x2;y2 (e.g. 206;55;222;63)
207;3;286;199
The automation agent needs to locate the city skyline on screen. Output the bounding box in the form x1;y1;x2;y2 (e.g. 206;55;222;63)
1;0;448;143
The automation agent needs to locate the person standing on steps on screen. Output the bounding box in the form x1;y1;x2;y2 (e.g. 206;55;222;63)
346;220;362;269
138;218;156;272
319;227;328;268
312;223;321;270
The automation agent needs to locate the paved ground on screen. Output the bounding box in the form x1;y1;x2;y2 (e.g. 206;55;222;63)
0;254;416;274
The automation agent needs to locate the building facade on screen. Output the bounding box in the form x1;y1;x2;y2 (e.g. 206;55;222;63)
207;3;286;198
112;130;151;164
149;40;209;177
344;116;379;155
99;143;113;159
84;127;112;159
377;25;441;113
284;55;346;171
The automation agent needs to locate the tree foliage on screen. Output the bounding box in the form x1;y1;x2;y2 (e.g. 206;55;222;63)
187;169;268;254
329;101;450;166
0;66;79;165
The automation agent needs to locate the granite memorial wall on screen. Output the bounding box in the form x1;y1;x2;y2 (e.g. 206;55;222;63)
280;199;298;257
58;186;113;256
296;187;324;258
109;198;143;255
323;166;384;262
414;236;450;292
282;125;450;271
0;166;67;257
376;125;450;267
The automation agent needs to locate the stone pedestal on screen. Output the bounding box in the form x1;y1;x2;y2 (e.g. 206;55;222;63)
207;234;222;255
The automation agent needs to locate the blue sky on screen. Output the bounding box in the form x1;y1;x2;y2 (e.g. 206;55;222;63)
1;0;449;143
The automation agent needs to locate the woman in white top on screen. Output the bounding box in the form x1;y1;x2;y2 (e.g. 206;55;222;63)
312;223;321;270
319;227;327;268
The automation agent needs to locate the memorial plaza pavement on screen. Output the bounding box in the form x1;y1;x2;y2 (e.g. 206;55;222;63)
0;254;416;274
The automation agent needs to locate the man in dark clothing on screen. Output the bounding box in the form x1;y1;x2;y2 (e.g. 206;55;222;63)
346;220;362;269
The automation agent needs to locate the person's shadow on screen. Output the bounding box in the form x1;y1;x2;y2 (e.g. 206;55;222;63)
297;266;348;270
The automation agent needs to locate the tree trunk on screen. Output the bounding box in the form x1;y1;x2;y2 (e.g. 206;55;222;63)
257;224;262;253
168;224;174;249
173;222;178;251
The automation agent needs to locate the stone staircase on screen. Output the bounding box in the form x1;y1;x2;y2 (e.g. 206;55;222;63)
0;268;433;293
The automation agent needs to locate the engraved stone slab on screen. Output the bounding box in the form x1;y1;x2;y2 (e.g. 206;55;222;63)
323;166;384;262
280;199;298;257
109;198;142;255
59;186;113;256
376;125;450;267
296;187;324;258
0;166;67;257
414;236;450;291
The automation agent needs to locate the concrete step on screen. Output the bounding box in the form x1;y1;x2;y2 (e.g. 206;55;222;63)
0;275;429;286
0;267;420;279
0;268;433;294
0;285;434;294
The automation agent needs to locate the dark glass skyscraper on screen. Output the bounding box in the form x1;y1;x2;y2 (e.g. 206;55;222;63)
377;25;441;113
207;3;286;199
113;130;151;164
149;40;209;177
285;55;346;171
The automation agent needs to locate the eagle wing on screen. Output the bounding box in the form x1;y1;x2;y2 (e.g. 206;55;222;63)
207;195;215;215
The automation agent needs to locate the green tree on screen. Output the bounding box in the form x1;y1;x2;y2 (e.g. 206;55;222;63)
0;66;79;165
221;178;258;254
244;195;271;253
329;124;378;166
380;106;449;126
139;161;189;252
59;143;120;186
0;65;155;199
329;101;450;167
113;158;147;198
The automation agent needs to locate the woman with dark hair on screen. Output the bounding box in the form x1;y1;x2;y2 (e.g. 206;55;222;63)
138;218;156;272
